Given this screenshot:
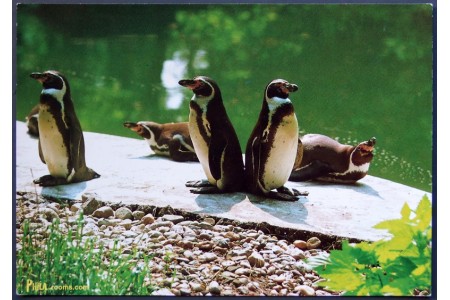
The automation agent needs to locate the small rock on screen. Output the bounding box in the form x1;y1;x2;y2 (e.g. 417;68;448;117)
237;286;249;295
203;217;215;226
115;207;133;220
198;222;213;230
70;203;82;213
189;282;204;292
269;289;279;296
306;237;321;249
162;214;184;224
120;219;134;230
285;247;306;260
293;239;308;250
235;268;250;276
224;231;240;241
141;214;155;225
198;241;214;251
297;285;315;296
132;210;145;220
149;221;174;230
39;207;59;221
93;206;114;219
82;197;101;215
208;281;221;295
199;253;218;263
151;288;175;296
82;223;99;236
248;251;265;268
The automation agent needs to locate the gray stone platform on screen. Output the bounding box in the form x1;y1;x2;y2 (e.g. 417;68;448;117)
15;121;431;241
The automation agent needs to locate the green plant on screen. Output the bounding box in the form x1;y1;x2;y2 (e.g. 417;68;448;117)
16;213;155;295
309;195;432;296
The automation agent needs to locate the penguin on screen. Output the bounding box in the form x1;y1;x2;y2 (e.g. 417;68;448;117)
25;104;40;137
245;79;307;201
123;121;198;162
289;134;376;183
30;70;100;186
178;76;244;193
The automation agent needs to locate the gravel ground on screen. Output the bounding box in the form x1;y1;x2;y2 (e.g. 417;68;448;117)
16;191;340;296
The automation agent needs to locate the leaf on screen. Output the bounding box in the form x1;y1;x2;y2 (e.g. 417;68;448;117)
401;202;412;220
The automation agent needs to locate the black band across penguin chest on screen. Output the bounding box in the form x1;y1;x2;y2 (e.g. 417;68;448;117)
38;94;72;178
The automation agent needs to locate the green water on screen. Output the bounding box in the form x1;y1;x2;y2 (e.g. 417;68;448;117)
15;4;433;192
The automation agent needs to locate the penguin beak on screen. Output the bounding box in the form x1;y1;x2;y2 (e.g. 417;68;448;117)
358;138;376;156
178;79;201;90
30;72;47;83
286;83;299;93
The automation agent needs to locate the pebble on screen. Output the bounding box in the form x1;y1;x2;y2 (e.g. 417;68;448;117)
297;285;316;296
161;214;184;224
208;281;221;295
132;210;145;220
248;251;265;268
306;237;322;249
115;207;133;220
199;253;218;263
141;214;155;225
16;192;331;297
93;206;114;219
82;197;101;215
293;239;308;250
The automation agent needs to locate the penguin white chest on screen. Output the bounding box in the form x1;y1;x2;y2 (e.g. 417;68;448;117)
261;114;298;190
189;109;216;184
38;107;71;178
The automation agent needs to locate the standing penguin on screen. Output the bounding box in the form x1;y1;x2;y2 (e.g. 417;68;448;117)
178;76;244;193
30;70;100;186
245;79;306;201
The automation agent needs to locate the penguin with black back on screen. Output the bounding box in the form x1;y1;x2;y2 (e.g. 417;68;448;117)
123;121;198;162
290;134;376;183
245;79;307;201
30;70;100;186
178;76;244;193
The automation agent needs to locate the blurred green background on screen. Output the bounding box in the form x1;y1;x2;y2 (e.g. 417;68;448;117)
15;4;433;192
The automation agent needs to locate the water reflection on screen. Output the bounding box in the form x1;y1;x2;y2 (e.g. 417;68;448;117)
161;51;188;109
16;4;433;192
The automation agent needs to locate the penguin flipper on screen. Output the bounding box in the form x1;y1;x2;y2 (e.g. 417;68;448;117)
208;133;227;181
38;138;46;164
168;138;198;162
289;160;333;182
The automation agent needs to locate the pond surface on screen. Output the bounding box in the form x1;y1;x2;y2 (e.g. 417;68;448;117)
15;4;433;192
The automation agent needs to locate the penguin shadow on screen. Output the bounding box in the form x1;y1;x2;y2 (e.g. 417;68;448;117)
246;193;309;225
193;192;309;225
193;192;248;215
41;182;88;200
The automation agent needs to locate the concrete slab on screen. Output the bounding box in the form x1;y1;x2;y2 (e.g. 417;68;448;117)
15;121;431;242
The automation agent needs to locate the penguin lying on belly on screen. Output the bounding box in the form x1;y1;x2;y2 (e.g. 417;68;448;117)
123;121;198;162
178;76;245;194
245;79;308;201
289;134;376;183
25;104;40;137
30;70;100;186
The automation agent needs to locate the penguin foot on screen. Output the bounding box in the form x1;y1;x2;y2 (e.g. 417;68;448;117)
189;186;223;194
33;175;67;186
186;179;214;188
277;186;309;197
266;191;299;202
292;188;309;197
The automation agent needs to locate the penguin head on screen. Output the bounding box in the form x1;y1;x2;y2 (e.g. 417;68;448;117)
178;76;220;101
265;79;299;100
351;137;377;165
123;121;162;140
30;70;70;102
